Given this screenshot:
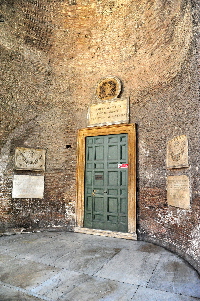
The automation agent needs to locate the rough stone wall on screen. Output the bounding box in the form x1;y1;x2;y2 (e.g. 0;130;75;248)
0;0;199;273
0;0;78;231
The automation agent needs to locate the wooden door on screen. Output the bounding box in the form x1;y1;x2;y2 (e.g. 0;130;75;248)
84;134;128;232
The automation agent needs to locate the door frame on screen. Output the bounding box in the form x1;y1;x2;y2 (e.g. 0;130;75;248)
76;124;136;235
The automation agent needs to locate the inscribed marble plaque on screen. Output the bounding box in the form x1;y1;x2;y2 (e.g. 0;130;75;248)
166;135;188;168
15;147;46;171
167;175;190;209
88;99;129;127
12;175;44;199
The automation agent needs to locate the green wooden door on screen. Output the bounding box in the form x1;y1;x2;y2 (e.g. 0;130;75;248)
84;134;128;232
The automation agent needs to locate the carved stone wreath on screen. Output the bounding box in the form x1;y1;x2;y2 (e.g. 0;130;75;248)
96;76;122;101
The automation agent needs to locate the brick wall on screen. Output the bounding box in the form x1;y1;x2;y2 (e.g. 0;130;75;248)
0;0;199;273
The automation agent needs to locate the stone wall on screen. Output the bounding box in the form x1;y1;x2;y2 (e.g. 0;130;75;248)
0;0;199;273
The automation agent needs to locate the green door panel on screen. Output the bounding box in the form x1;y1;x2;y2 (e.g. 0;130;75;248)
84;134;128;232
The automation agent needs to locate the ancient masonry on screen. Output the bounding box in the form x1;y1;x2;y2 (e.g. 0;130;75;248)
0;0;199;274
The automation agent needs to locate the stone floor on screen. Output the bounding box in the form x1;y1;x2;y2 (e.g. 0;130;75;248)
0;232;200;301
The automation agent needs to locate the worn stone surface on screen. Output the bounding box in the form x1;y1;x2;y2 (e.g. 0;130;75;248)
167;175;190;209
12;175;44;199
88;99;129;126
132;287;199;301
14;147;46;171
0;0;199;274
0;232;199;301
166;135;189;169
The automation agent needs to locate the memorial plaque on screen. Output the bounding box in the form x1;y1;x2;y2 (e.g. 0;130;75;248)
167;175;190;209
88;99;129;127
167;135;188;168
15;147;46;171
12;175;44;199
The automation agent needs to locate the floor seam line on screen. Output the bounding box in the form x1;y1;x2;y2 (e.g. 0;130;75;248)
0;281;51;301
145;253;161;288
92;249;122;276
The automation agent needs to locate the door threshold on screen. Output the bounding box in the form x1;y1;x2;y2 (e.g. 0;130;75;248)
74;227;137;240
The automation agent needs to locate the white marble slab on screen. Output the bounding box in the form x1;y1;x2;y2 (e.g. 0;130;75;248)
12;175;44;199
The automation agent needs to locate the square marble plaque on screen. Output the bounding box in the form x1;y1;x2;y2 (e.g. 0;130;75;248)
166;135;188;169
12;175;44;199
167;175;190;209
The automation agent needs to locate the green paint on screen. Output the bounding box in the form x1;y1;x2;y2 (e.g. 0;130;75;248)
84;134;128;232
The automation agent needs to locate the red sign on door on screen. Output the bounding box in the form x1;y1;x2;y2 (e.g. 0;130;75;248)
118;164;128;168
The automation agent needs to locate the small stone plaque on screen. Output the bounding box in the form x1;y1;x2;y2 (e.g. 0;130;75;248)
88;99;129;127
166;135;188;169
167;175;190;209
12;175;44;199
15;147;46;171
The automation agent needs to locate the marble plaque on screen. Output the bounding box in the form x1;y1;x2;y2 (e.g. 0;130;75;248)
15;147;46;171
12;175;44;199
166;135;188;168
88;99;129;127
167;175;190;209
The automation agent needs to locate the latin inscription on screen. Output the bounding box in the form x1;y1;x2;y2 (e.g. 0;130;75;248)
12;175;44;199
167;175;190;209
88;99;129;126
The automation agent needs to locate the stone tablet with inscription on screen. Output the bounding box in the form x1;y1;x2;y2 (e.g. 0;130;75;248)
12;175;44;199
167;175;190;209
15;147;46;171
167;135;188;168
88;99;129;127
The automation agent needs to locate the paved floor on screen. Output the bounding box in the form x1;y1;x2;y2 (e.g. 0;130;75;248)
0;232;200;301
